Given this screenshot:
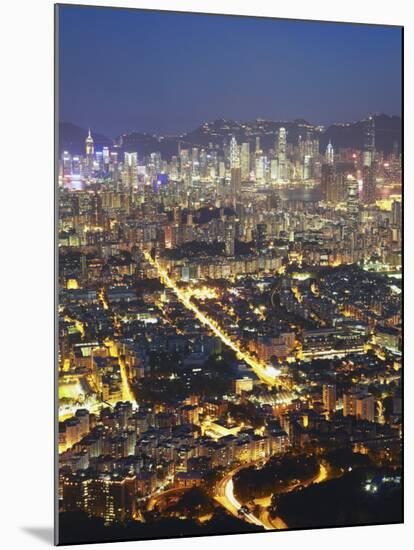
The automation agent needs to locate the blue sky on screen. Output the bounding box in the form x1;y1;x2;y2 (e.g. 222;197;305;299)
58;5;402;136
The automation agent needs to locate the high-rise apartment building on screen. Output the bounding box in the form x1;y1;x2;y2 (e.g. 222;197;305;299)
362;116;376;204
347;175;359;222
323;384;337;413
277;127;287;182
343;390;375;422
321;164;335;202
229;135;240;169
240;142;250;181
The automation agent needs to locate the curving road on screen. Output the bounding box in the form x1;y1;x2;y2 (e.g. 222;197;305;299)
214;461;329;531
147;487;188;512
215;465;268;529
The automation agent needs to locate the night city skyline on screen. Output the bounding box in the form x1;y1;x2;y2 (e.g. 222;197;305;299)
57;5;402;545
58;5;402;136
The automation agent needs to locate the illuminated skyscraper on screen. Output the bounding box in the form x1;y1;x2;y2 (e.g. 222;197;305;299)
199;148;208;176
102;146;110;169
85;129;94;176
277;127;287;182
224;221;235;256
325;140;334;164
179;148;189;170
347;174;359;222
62;150;72;176
231;166;242;203
229;135;240;169
321;164;335;202
363;166;376;205
240;142;250;181
334;171;350;203
85;128;94;157
362;116;376;204
255;156;265;183
303;155;311;180
95;151;103;171
122;152;138;189
363;116;375;167
191;147;199;178
218;161;226;178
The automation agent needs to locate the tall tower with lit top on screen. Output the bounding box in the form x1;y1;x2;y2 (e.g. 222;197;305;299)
362;116;376;204
229;135;240;169
85;129;95;176
325;140;334;164
85;129;94;158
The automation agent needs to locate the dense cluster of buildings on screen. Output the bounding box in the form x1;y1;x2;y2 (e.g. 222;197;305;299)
58;116;402;526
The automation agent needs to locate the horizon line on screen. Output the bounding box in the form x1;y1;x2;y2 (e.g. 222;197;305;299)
59;112;402;140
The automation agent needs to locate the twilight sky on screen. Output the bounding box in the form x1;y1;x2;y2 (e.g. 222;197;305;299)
58;5;402;137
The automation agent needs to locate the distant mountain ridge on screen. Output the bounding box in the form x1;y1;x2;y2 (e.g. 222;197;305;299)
322;114;401;154
59;114;401;158
59;122;112;155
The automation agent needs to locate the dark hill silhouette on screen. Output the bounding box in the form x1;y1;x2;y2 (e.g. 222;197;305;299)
59;114;401;158
321;114;401;155
59;122;112;155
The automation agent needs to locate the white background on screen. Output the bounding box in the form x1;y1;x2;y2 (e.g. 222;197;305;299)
0;0;411;548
